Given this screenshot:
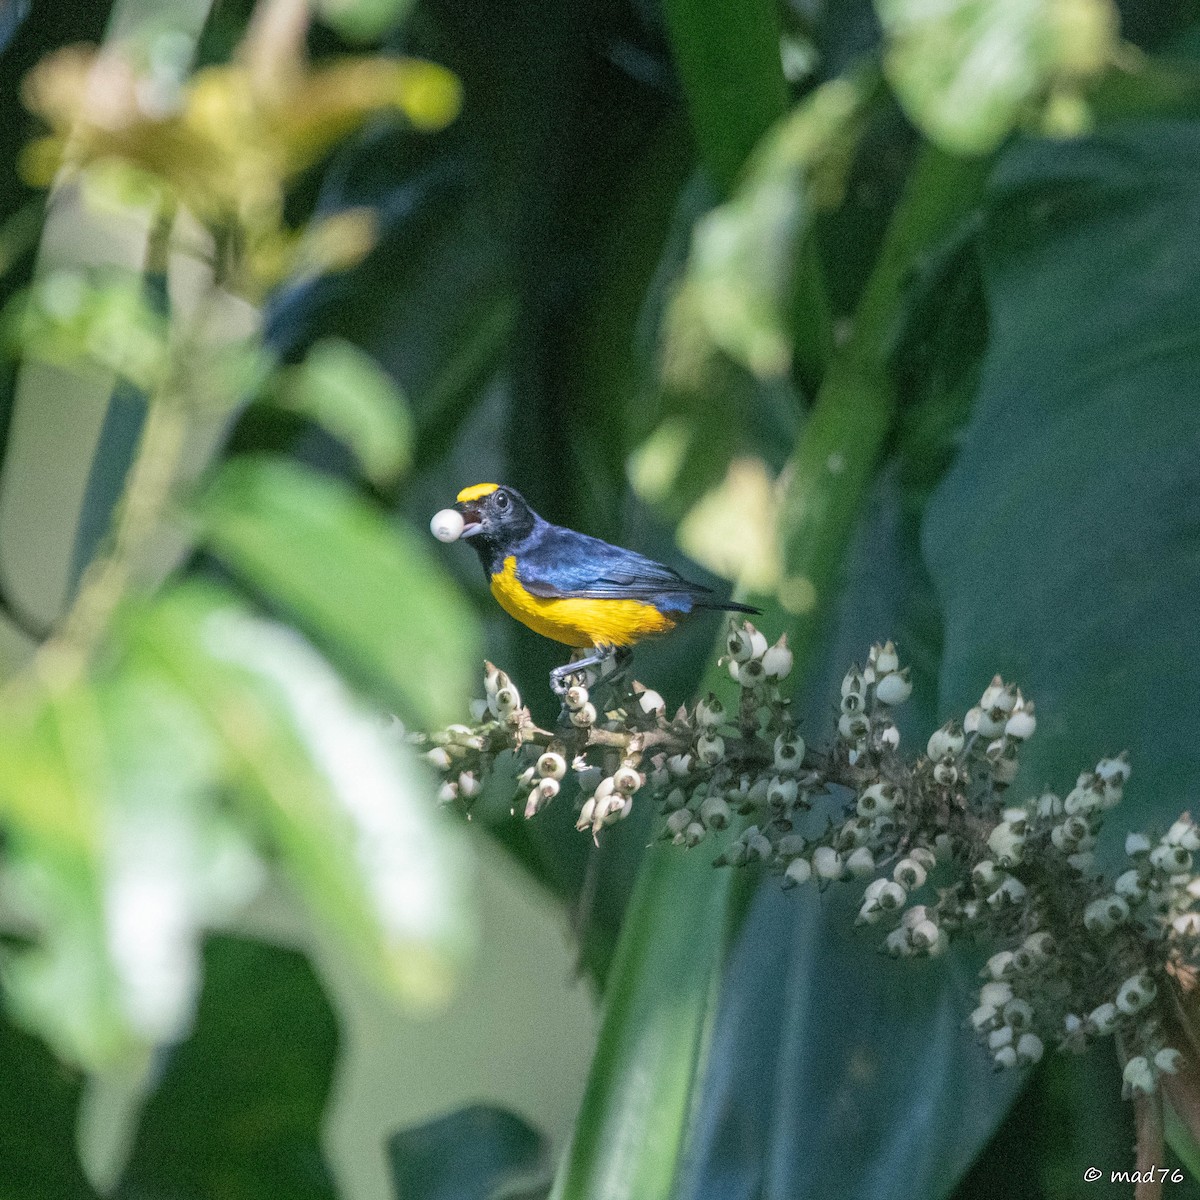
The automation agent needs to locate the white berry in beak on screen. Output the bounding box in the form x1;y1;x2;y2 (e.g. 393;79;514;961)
430;508;465;542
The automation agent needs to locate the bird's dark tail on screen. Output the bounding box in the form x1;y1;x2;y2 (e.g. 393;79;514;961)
699;599;762;615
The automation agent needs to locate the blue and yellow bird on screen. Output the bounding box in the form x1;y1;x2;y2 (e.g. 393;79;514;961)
432;483;759;692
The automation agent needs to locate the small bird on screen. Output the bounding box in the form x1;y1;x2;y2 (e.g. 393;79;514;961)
431;483;759;692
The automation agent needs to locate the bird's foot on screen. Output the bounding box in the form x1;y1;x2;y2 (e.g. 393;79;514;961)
550;648;622;697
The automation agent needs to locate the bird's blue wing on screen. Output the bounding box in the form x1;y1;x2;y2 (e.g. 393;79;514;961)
513;524;711;604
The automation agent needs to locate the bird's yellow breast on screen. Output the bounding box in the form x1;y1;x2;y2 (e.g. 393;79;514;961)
489;556;675;648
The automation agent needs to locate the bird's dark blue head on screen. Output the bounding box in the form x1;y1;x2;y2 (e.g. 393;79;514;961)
454;483;537;572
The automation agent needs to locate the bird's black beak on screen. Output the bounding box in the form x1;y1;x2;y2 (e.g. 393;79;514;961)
455;500;484;538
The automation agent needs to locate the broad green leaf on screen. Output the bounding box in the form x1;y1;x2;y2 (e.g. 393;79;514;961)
388;1105;550;1200
679;476;1020;1200
662;0;789;193
0;674;248;1067
195;455;480;729
924;123;1200;1178
682;77;871;379
117;935;339;1200
127;581;475;1008
279;337;412;486
549;845;750;1200
875;0;1119;153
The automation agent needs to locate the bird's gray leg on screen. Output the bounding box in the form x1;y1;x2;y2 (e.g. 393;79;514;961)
550;648;615;695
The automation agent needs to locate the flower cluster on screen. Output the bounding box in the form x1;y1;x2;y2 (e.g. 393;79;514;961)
417;622;1200;1097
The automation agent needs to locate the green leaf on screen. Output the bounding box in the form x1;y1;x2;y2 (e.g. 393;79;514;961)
127;581;475;1008
875;0;1119;153
662;0;789;192
279;337;412;486
681;76;872;379
0;673;248;1067
195;455;480;729
678;476;1020;1200
549;844;751;1200
117;935;339;1200
924;121;1200;1174
388;1105;550;1200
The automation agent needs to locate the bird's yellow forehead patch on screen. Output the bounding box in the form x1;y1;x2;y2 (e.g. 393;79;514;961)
456;483;499;503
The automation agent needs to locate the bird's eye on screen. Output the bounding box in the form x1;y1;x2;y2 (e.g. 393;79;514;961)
495;491;510;511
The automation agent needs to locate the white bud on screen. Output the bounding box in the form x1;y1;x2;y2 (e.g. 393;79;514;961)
492;685;521;718
1004;706;1036;740
1123;1055;1156;1097
638;689;665;716
1023;931;1054;960
436;779;459;805
875;668;912;706
933;760;958;786
972;860;1001;892
927;723;965;761
697;734;726;766
812;846;843;880
742;623;767;658
1083;896;1128;933
987;1024;1014;1051
1126;831;1152;857
613;765;641;794
768;776;800;808
699;795;731;830
1151;843;1193;873
876;881;907;909
894;858;927;890
576;797;597;830
910;919;940;951
1155;1048;1183;1075
668;753;693;777
762;635;793;679
1064;784;1102;815
469;698;490;722
745;828;773;861
981;981;1014;1008
430;507;465;542
783;857;812;887
1095;754;1131;785
964;706;983;734
980;676;1014;713
872;640;900;674
425;747;452;771
537;751;567;780
856;782;897;816
726;627;754;662
1067;851;1096;873
885;926;912;957
696;693;725;729
564;684;589;711
840;666;866;705
988;876;1027;906
985;951;1015;980
1035;791;1063;818
773;735;806;773
570;702;597;727
537;776;560;801
976;710;1006;738
458;771;482;799
737;658;767;689
845;846;876;877
1168;818;1200;851
664;808;691;836
970;1004;998;1031
683;821;706;847
1116;973;1156;1015
1089;1002;1117;1034
839;712;869;741
1173;912;1200;937
1114;869;1146;902
1016;1033;1044;1064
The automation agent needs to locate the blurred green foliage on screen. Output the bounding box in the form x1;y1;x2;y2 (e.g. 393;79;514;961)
0;0;1198;1197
